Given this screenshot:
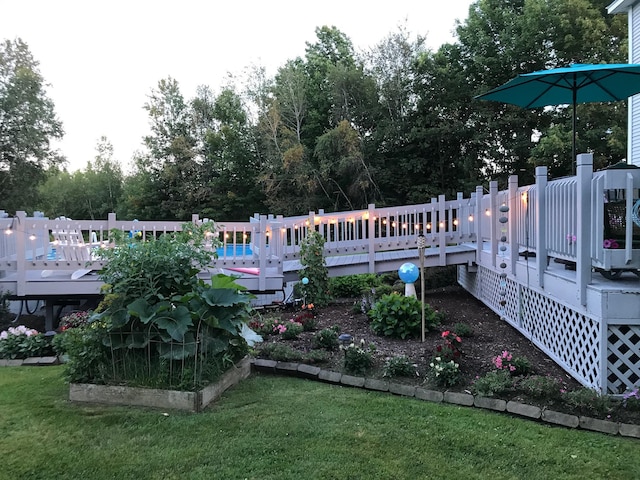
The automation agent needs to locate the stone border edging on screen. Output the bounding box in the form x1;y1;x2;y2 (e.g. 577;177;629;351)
0;356;60;366
251;359;640;439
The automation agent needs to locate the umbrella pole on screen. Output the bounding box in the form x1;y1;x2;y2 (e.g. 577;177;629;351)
572;87;577;176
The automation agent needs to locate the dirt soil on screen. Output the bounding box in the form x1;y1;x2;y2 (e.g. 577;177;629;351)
255;286;640;425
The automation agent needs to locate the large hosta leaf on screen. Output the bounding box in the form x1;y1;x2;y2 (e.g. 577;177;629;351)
127;299;170;324
157;332;197;360
154;305;193;342
200;288;246;307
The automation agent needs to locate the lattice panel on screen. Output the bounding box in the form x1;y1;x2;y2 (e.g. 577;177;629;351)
460;265;602;389
519;288;601;388
608;325;640;394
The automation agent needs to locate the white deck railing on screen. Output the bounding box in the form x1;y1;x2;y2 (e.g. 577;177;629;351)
1;152;639;302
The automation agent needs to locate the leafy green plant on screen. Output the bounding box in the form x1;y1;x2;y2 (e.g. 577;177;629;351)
257;343;328;364
257;343;304;361
298;231;331;307
472;370;514;396
562;387;614;416
0;326;53;359
68;222;255;389
383;355;417;378
312;327;340;351
329;274;381;298
341;339;375;375
453;322;473;337
429;356;461;387
368;293;421;339
52;321;110;382
516;375;565;400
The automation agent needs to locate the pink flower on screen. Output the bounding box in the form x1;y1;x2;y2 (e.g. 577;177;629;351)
509;365;516;372
455;336;462;343
441;331;450;338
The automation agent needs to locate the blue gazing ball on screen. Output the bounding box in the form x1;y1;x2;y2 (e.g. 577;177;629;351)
301;277;309;285
398;262;419;283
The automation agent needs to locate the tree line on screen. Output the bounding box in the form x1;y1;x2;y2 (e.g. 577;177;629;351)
0;0;628;221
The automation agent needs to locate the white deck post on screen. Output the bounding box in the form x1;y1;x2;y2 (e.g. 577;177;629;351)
368;204;376;273
438;194;446;265
475;186;483;258
535;166;548;287
576;153;593;305
15;211;26;297
490;181;498;267
508;175;518;275
107;212;116;236
258;215;268;292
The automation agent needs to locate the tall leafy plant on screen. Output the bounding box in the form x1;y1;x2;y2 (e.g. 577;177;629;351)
299;230;331;307
64;221;255;388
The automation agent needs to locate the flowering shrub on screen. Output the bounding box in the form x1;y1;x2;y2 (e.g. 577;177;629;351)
58;311;91;331
0;325;51;359
293;309;317;331
623;387;640;410
429;356;460;387
434;330;462;361
280;321;304;340
492;350;532;376
341;339;375;375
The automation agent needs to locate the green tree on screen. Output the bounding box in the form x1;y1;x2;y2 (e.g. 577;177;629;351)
38;136;123;219
0;38;64;213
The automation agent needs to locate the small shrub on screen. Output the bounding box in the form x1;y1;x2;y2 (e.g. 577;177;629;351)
472;370;514;397
280;321;304;340
492;350;532;376
292;310;317;331
368;293;421;339
433;330;462;362
516;375;565;400
257;343;304;362
329;274;381;298
383;355;417;378
373;284;395;298
622;387;640;411
312;328;340;351
562;387;613;416
302;349;329;364
429;356;461;388
59;311;91;331
0;326;53;359
52;322;110;383
342;339;375;375
453;322;473;337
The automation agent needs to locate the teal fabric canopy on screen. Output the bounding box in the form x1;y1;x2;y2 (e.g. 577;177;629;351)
475;63;640;167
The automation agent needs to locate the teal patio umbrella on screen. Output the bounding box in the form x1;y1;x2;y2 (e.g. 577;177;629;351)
475;63;640;167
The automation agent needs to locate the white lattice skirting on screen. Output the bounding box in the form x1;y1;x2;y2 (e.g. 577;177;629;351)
458;266;606;391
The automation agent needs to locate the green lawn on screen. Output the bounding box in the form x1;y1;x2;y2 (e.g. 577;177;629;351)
0;366;637;480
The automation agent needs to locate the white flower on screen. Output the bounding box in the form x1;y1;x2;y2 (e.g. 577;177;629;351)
0;331;7;340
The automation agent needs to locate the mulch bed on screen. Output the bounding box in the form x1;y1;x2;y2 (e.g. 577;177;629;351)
254;285;640;425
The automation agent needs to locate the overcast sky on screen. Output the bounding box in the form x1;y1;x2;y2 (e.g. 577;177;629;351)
1;0;473;172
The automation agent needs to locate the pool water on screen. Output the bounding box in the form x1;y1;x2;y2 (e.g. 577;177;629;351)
216;244;252;257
